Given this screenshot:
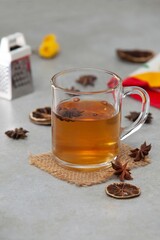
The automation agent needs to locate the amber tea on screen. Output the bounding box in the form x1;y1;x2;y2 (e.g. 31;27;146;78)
51;68;150;170
52;99;120;168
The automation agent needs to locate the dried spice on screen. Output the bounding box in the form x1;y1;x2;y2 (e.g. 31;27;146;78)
111;160;133;181
57;107;83;121
125;111;153;124
5;127;29;139
76;75;97;86
29;107;51;125
65;86;80;95
116;49;154;63
105;183;141;199
144;113;153;123
129;141;151;161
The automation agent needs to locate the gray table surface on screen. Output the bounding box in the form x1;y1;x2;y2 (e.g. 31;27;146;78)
0;0;160;239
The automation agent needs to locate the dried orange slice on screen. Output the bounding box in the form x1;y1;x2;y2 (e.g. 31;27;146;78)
29;107;51;125
116;49;154;63
105;182;141;199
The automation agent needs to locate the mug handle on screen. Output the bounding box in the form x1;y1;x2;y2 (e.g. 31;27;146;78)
120;86;150;140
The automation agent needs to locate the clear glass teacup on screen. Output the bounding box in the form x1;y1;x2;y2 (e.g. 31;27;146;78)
51;68;149;170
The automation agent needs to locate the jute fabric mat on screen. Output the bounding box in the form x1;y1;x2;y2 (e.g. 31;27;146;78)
29;143;150;186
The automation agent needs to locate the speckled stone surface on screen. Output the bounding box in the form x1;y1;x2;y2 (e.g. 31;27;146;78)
0;1;160;240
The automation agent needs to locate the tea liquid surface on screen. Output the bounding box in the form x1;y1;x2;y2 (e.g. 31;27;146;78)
52;100;120;167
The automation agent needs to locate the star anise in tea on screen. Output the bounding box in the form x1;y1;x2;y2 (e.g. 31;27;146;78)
111;160;133;181
76;75;97;86
106;183;141;199
116;49;154;63
129;141;151;161
5;127;29;139
57;107;83;121
125;111;153;124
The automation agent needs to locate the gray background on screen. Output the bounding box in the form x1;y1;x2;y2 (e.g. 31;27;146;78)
0;0;160;240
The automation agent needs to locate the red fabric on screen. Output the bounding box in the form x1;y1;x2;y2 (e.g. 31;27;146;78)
123;77;160;108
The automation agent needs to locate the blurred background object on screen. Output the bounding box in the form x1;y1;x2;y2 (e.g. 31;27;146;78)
0;32;33;100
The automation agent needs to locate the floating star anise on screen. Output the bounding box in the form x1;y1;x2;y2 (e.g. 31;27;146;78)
125;112;153;124
57;108;83;121
76;75;97;86
129;141;151;161
5;127;29;139
111;160;133;181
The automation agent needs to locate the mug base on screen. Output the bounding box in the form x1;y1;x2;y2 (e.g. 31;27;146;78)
53;155;117;172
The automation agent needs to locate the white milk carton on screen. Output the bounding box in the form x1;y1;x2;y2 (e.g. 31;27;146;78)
0;32;33;100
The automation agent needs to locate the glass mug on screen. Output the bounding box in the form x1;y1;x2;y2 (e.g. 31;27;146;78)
51;68;149;170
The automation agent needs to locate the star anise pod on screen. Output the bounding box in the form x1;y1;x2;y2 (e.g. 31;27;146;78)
5;127;29;139
125;112;153;124
111;160;133;181
57;108;83;121
76;75;97;86
29;107;51;125
129;141;151;161
32;107;51;119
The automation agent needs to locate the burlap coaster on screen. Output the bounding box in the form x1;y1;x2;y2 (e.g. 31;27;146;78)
29;143;150;186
